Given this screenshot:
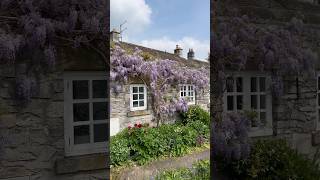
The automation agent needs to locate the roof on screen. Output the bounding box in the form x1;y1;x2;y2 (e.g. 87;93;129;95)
115;41;209;69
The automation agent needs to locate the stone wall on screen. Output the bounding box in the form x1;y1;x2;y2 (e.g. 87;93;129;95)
0;51;108;179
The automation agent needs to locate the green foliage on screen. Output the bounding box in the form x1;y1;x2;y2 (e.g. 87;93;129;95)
110;131;130;166
223;139;320;180
155;160;210;180
110;120;209;166
180;105;210;126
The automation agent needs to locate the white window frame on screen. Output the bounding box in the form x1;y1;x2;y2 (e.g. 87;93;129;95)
179;84;196;105
316;73;320;130
223;71;273;137
63;71;108;156
130;84;147;111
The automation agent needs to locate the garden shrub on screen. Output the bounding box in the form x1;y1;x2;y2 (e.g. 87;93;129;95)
219;139;320;180
240;139;320;180
110;118;209;166
180;105;210;126
110;131;130;166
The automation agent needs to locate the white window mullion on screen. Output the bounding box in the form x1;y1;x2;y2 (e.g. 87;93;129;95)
64;72;108;157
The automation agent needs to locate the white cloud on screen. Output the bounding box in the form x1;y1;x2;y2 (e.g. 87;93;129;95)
110;0;152;35
135;37;209;61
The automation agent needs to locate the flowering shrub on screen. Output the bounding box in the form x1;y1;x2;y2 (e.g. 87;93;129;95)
110;115;209;166
110;45;209;125
212;112;251;171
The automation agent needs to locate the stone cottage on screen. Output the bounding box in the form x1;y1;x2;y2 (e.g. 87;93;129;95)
109;30;210;136
215;0;320;157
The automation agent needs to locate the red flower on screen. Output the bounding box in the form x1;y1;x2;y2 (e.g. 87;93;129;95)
134;123;137;127
138;124;142;128
128;125;131;129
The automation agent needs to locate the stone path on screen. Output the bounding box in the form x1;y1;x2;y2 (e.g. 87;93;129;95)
112;149;210;180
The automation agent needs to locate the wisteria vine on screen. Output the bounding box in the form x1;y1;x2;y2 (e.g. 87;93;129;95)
110;45;209;125
213;15;318;97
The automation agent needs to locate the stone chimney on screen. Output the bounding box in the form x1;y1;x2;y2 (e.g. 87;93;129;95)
187;48;195;60
110;28;120;42
174;45;183;57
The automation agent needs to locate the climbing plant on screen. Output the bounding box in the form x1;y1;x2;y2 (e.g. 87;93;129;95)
212;15;317;97
110;45;209;125
0;0;108;105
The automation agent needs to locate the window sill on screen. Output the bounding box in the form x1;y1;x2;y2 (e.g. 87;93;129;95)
127;110;151;117
248;127;273;137
55;153;108;174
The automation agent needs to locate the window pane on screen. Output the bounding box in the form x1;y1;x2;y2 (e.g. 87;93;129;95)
226;77;234;92
139;94;144;100
184;86;186;90
133;87;138;93
73;103;89;122
92;80;107;98
318;77;320;90
133;94;138;100
94;123;108;142
73;80;89;99
251;95;257;109
93;102;107;120
251;77;257;92
181;92;184;97
133;101;139;107
259;77;266;92
139;87;144;93
227;96;234;111
139;100;144;107
74;125;90;144
260;95;266;109
236;77;242;92
318;93;320;106
237;95;243;110
260;112;266;126
190;86;193;90
319;109;320;122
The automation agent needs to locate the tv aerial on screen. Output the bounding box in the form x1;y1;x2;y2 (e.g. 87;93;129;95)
119;20;127;42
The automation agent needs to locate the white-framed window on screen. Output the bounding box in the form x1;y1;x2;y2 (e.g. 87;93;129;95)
317;74;320;130
223;72;273;137
130;84;147;111
64;72;108;156
180;84;195;105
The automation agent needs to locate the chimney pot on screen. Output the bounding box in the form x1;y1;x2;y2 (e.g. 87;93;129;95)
174;44;183;57
187;48;195;60
110;28;121;42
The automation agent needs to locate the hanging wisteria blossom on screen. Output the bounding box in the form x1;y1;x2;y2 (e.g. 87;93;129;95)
110;45;209;125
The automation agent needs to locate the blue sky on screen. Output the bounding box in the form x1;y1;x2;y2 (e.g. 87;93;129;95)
110;0;210;60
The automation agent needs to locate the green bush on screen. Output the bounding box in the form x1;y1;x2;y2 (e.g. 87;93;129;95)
224;139;320;180
155;160;210;180
180;105;210;126
110;119;209;166
110;131;130;166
